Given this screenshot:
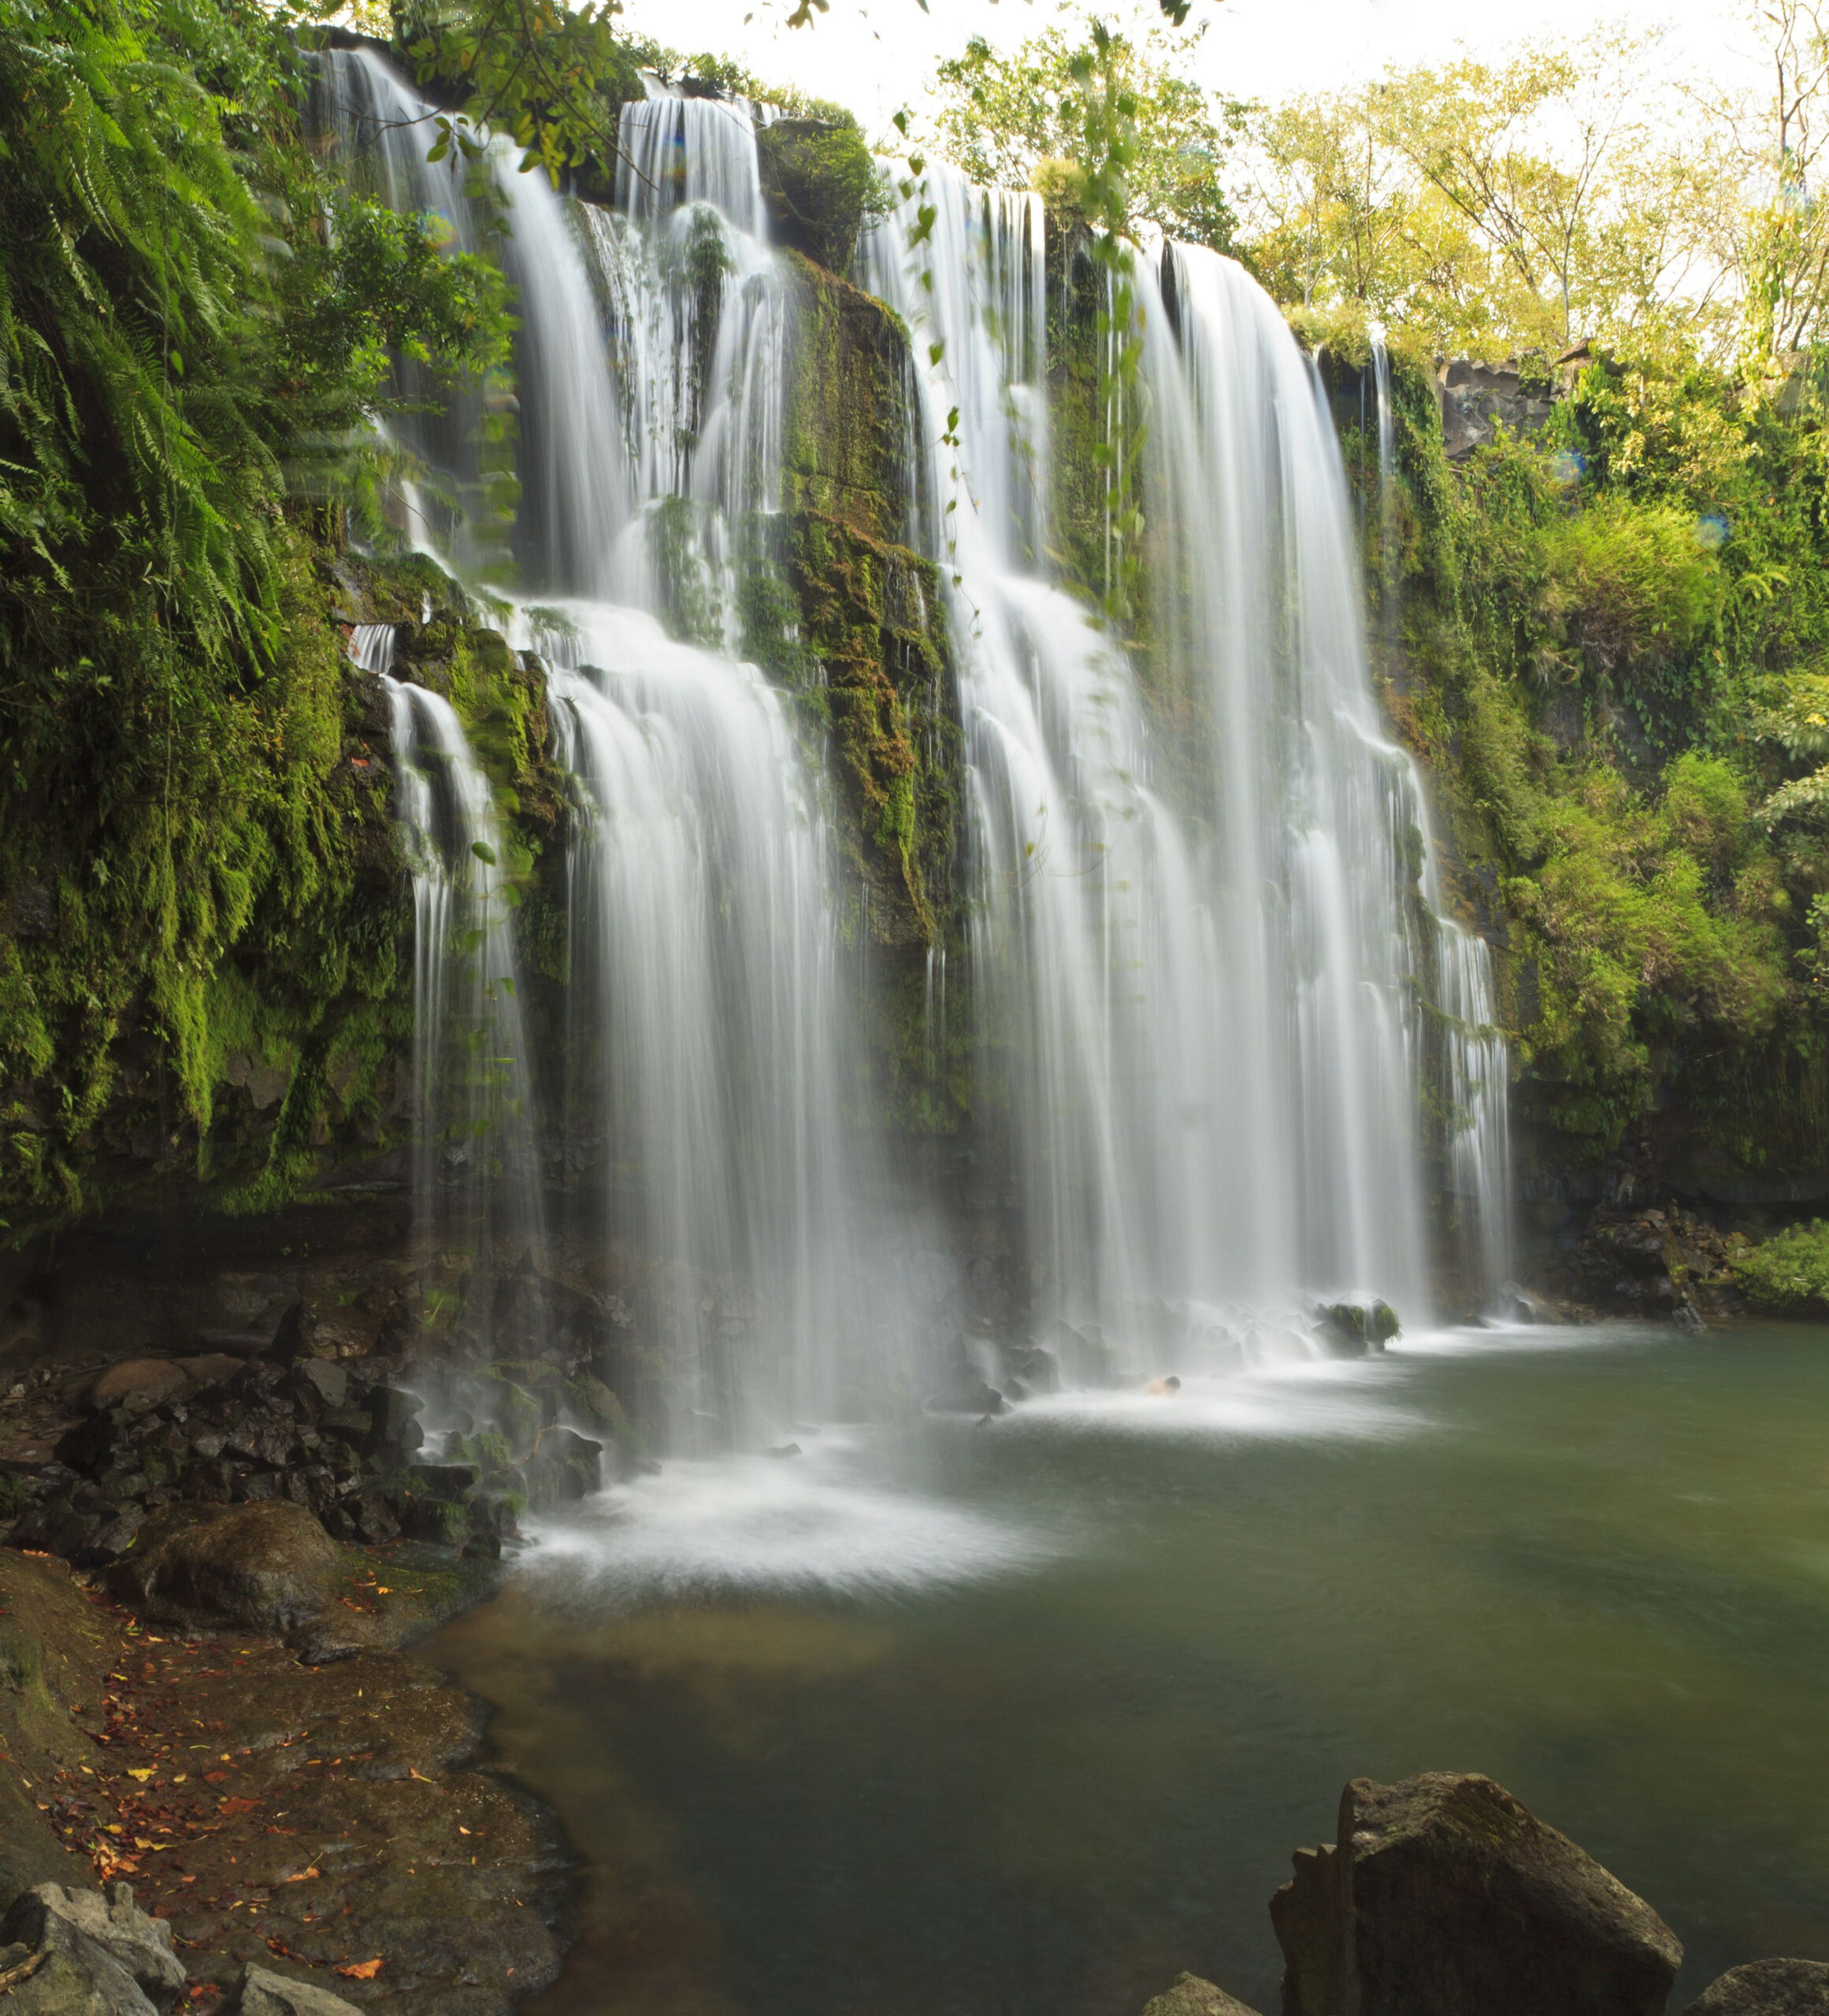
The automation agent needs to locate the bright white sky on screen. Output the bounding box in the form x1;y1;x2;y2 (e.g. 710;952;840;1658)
616;0;1768;137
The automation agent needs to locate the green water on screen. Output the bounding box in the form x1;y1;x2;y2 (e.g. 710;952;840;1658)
428;1323;1829;2015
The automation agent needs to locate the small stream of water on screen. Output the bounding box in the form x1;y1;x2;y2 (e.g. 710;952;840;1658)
428;1321;1829;2016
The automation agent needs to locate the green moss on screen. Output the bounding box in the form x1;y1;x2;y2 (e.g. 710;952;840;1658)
756;120;889;276
779;252;910;547
777;510;959;951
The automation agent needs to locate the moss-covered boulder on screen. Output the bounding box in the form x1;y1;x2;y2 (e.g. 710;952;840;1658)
756;120;885;278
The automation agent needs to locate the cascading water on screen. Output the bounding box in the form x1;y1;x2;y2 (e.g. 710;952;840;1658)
319;50;874;1447
859;172;1512;1347
322;40;1513;1453
343;624;547;1278
1363;334;1513;1300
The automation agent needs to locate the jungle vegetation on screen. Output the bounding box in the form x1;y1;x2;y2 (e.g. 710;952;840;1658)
9;0;1829;1237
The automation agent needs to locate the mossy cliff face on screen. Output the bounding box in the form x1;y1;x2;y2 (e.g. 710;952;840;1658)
0;535;569;1243
778;249;913;548
1305;315;1829;1248
762;250;967;1134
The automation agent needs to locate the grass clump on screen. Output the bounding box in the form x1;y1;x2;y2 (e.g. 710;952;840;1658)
1733;1221;1829;1314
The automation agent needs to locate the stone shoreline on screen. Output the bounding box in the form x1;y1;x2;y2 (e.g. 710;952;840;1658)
0;1545;568;2016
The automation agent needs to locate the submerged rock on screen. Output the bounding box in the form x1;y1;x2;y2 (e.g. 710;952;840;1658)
1271;1772;1680;2016
1685;1962;1829;2014
1138;1972;1263;2016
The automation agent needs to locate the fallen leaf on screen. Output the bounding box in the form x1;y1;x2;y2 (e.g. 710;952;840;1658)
283;1868;321;1883
336;1960;384;1981
127;1769;154;1783
203;1773;228;1786
220;1799;259;1818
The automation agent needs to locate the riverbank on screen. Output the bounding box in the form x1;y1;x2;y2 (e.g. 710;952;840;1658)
0;1544;567;2015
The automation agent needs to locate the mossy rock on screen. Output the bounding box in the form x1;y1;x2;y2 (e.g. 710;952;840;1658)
757;120;885;279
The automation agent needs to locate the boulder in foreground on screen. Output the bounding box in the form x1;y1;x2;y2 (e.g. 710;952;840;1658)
0;1879;187;2015
1271;1772;1681;2016
231;1962;364;2016
1138;1972;1263;2016
1685;1961;1829;2014
107;1501;340;1640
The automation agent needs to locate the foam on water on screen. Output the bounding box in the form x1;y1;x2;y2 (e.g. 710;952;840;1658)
992;1364;1426;1443
525;1436;1059;1601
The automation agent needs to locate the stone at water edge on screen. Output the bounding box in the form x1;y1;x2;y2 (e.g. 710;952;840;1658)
1271;1772;1682;2016
1685;1961;1829;2014
231;1963;365;2016
1137;1971;1263;2016
0;1881;189;2016
1315;1301;1401;1354
106;1500;342;1640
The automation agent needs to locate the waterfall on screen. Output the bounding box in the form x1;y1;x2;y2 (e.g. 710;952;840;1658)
347;626;546;1277
321;41;1514;1449
320;49;875;1447
859;175;1512;1344
1365;326;1513;1304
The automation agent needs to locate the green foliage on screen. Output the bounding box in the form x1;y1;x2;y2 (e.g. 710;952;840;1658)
1363;327;1829;1169
0;0;511;1231
397;0;640;187
756;119;889;276
1732;1217;1829;1313
927;20;1245;254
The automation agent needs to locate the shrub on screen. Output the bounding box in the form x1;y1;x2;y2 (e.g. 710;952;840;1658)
1733;1219;1829;1314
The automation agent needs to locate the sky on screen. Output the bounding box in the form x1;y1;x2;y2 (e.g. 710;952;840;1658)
614;0;1768;134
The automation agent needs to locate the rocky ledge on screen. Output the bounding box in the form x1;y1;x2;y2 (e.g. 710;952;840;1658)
2;1303;614;1584
0;1541;563;2016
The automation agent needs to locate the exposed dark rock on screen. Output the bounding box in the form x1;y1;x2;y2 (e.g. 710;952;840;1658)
1137;1972;1263;2016
1271;1772;1681;2016
107;1501;341;1640
1685;1961;1829;2014
1436;358;1560;459
1556;1201;1745;1321
924;1379;1007;1417
0;1882;187;2014
1315;1301;1401;1352
230;1964;365;2016
87;1362;186;1412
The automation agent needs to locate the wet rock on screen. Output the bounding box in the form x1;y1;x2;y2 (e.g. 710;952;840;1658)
516;1426;603;1503
87;1363;186;1413
925;1379;1007;1416
1315;1301;1401;1353
406;1462;480;1503
1271;1772;1681;2016
998;1342;1061;1394
1138;1972;1263;2016
367;1387;425;1456
0;1881;187;2014
1685;1961;1829;2014
1559;1201;1745;1321
230;1963;365;2016
108;1501;341;1640
288;1361;348;1412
